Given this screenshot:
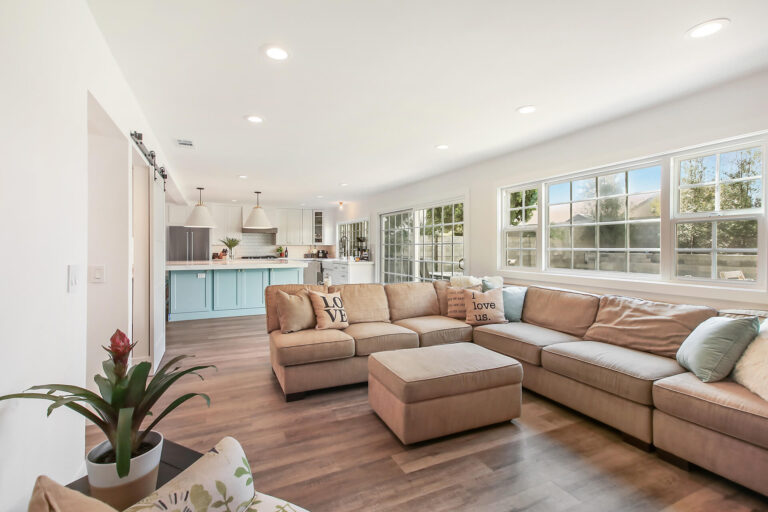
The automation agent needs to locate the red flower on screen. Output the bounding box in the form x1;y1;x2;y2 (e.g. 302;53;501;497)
105;329;135;378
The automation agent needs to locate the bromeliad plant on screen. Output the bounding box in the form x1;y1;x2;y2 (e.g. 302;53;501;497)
0;330;214;477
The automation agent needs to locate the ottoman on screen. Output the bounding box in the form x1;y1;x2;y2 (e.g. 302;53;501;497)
368;342;523;444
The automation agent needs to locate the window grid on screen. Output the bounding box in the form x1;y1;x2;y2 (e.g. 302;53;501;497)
338;220;368;258
546;166;662;275
502;187;539;269
499;135;766;286
381;202;465;284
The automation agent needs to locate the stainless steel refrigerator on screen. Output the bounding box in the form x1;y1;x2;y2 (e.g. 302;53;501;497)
167;226;210;261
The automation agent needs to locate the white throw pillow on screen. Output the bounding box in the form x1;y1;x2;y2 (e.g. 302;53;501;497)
732;319;768;401
450;275;482;288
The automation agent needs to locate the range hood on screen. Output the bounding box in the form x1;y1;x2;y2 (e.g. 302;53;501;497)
242;226;278;234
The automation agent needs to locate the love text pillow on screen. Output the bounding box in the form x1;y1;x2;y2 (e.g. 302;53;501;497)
464;288;507;326
309;290;349;329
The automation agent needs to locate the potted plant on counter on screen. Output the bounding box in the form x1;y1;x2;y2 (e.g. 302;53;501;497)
0;330;214;510
220;237;241;262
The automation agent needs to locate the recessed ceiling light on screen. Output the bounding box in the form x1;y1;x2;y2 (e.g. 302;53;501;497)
316;195;324;199
517;105;537;114
264;46;289;61
239;175;248;179
435;144;449;150
686;18;730;38
340;183;348;187
231;199;237;202
245;115;263;124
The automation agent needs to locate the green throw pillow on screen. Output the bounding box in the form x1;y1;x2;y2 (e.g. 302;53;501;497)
676;316;760;383
481;279;527;322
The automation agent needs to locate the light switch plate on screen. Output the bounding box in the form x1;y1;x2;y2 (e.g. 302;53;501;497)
67;264;81;293
88;265;106;284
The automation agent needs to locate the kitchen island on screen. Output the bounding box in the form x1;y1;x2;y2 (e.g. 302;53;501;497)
166;260;307;322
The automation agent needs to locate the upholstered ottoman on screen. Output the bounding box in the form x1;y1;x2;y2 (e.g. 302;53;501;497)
368;342;523;444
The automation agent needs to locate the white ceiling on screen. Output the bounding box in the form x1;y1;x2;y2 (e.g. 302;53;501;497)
87;0;768;208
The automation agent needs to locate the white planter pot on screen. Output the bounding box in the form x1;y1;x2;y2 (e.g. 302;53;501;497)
86;431;164;510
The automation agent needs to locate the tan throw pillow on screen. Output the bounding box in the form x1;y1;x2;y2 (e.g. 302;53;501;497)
464;288;507;326
309;290;349;329
446;287;469;319
29;475;118;512
276;290;316;333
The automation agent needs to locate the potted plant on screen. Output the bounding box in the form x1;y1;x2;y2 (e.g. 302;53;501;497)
276;245;284;258
0;330;213;509
220;237;241;261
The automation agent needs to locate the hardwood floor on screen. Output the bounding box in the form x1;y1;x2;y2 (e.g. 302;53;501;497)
87;316;768;511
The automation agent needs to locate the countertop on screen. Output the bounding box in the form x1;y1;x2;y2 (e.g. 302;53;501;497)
166;260;308;271
279;258;374;265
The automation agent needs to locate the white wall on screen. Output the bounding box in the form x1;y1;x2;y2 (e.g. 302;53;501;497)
0;2;178;509
339;69;768;309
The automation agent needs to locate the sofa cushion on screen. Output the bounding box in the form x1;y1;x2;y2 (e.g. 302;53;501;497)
541;341;686;405
464;288;507;326
343;322;419;356
473;322;580;365
265;284;327;333
583;295;717;358
368;342;523;403
733;319;768;401
653;372;768;449
446;286;469;319
521;286;600;337
29;476;118;512
394;315;473;346
308;290;349;329
385;282;440;321
329;284;390;324
270;329;354;366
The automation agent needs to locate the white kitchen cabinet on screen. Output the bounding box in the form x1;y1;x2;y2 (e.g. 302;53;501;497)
322;209;335;245
322;261;375;285
166;204;192;226
301;209;314;245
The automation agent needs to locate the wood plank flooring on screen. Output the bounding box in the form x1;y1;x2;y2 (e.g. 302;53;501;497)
87;316;768;511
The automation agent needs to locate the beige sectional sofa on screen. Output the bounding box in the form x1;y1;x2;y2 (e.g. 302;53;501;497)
265;280;768;496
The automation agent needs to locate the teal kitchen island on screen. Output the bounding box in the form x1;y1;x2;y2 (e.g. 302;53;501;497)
166;260;307;322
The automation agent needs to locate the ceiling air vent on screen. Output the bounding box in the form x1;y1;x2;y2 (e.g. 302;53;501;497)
176;139;194;148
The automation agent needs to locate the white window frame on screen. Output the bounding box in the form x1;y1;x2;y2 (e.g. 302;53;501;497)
380;197;467;283
497;132;768;303
500;184;541;271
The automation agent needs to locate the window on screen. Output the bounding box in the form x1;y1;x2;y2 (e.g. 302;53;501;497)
499;135;766;287
547;165;662;274
381;201;465;283
338;220;368;258
674;145;763;281
502;187;539;268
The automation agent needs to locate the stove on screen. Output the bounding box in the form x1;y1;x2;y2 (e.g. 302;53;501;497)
241;255;278;260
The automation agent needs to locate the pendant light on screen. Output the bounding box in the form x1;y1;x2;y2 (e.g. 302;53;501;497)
184;187;216;228
244;191;272;229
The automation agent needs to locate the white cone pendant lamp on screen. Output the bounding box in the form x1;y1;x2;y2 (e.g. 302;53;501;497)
184;187;216;228
244;191;272;229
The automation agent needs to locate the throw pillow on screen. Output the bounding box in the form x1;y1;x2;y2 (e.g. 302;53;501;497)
481;279;527;322
309;290;349;329
676;316;760;382
446;287;469;319
733;320;768;400
29;475;118;512
464;288;507;326
450;275;482;288
276;290;316;333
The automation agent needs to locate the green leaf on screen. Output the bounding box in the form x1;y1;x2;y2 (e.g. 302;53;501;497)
0;393;107;431
103;360;117;383
234;467;249;477
215;480;227;497
146;355;193;391
212;501;225;508
94;375;113;404
136;393;210;446
28;384;114;421
46;396;82;417
136;365;214;417
126;362;152;406
245;477;253;487
115;407;134;478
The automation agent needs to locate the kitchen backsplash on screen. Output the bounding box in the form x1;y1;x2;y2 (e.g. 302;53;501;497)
211;232;276;257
